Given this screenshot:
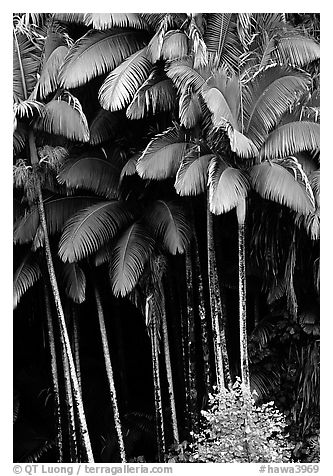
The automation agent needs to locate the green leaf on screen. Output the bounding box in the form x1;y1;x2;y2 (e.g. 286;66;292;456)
99;47;151;111
36;46;69;99
250;162;315;214
84;13;147;30
14;254;41;308
59;29;147;89
208;157;249;215
61;262;86;303
14;196;99;245
276;34;320;67
226;126;259;159
34;98;90;142
57;155;121;199
161;30;188;60
110;222;155;297
144;200;191;254
59;201;133;262
175;152;213;196
136;126;188;180
13;31;41;102
259;121;320;159
166;57;208;95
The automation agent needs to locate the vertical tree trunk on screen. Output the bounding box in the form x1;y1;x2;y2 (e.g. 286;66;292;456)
28;130;94;462
237;200;250;397
72;306;82;395
161;291;179;445
206;197;225;402
44;285;63;462
62;334;78;462
94;285;126;463
146;296;166;463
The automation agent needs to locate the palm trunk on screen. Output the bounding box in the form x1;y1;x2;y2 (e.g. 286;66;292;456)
28;130;94;462
237;199;250;397
206;196;225;401
161;291;179;445
146;296;166;463
62;333;78;462
94;285;126;463
44;285;63;462
72;306;82;395
185;249;199;432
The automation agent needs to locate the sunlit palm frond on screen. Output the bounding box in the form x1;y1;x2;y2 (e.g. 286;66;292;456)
144;200;191;255
126;75;176;120
204;13;243;71
250;161;315;215
259;121;320;159
14;196;99;245
61;262;86;303
166;57;207;96
89;109;121;145
84;13;147;30
208;157;250;215
187;17;208;68
34;96;89;142
110;223;155;297
52;13;86;24
36;45;68;99
59;201;133;263
175;151;213;196
136;126;188;180
243;66;311;148
13;30;42;102
275;34;320;67
227;127;259;159
161;30;188;60
13;253;41;308
59;29;148;89
179;90;202;128
120;154;140;182
14;99;45;121
57;155;120;199
99;47;152;111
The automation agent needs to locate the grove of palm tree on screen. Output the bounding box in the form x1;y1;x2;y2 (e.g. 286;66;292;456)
13;12;320;464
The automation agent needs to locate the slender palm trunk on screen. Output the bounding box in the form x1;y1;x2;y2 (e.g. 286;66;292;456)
161;291;179;445
94;285;126;463
28;130;94;462
146;296;166;462
72;306;82;395
206;197;225;401
237;199;250;397
62;334;78;462
44;285;63;462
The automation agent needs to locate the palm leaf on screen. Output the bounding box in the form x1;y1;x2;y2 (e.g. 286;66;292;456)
59;201;133;263
52;13;86;24
250;162;315;215
204;13;243;71
120;154;140;181
136;126;188;180
243;66;311;148
175;152;213;196
179;90;202;128
89;109;121;145
259;121;320;159
14;121;28;155
208;157;250;215
13;254;41;308
36;45;69;99
57;155;120;199
59;29;147;89
84;13;147;30
161;30;188;60
143;200;191;255
61;262;86;303
110;222;155;297
276;34;320;67
34;98;89;142
226;126;259;159
14;196;99;245
166;57;208;95
99;47;152;111
126;75;176;120
13;31;41;102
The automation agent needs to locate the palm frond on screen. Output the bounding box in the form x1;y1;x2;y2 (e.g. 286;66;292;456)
243;66;311;148
110;223;155;297
52;13;86;24
13;254;41;308
120;154;141;182
99;47;151;111
166;57;208;95
36;45;68;99
250;161;315;215
84;13;147;30
276;34;320;67
13;30;41;102
208;157;250;215
204;13;243;71
227;127;259;159
89;109;121;145
14;99;45;122
259;121;320;159
126;75;176;120
59;29;148;89
14;196;99;245
61;262;86;303
14;122;28;155
59;201;133;263
179;90;202;128
34;96;89;142
175;151;213;196
187;16;208;68
161;30;188;60
143;200;191;255
136;126;188;180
